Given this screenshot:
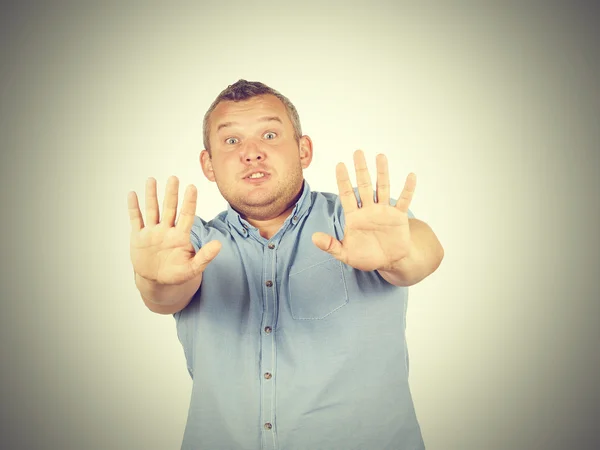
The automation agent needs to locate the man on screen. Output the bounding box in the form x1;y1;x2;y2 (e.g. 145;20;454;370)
127;80;444;450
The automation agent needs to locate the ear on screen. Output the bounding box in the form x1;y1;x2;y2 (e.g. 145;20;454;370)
200;150;216;182
298;135;313;169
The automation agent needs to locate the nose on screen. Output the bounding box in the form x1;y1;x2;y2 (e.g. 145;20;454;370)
240;140;266;162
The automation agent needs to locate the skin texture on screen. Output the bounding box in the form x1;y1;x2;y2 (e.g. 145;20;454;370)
128;177;221;314
127;93;444;314
200;94;313;236
312;152;444;286
199;94;443;284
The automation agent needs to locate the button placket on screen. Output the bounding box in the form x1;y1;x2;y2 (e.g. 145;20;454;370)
260;237;278;448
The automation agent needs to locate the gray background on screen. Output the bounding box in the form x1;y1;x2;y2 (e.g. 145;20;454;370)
1;1;598;449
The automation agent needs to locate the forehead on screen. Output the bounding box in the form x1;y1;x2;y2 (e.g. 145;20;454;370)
210;94;289;130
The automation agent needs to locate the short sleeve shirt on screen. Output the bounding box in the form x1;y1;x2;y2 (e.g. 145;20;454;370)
174;180;425;450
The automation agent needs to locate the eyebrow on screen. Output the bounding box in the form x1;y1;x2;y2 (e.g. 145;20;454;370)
216;116;283;132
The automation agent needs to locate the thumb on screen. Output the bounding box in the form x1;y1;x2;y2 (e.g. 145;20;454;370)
190;240;222;275
312;232;345;261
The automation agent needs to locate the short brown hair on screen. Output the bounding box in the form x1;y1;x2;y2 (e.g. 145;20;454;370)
203;79;303;155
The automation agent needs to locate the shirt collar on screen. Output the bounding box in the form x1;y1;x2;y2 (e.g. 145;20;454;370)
225;180;312;237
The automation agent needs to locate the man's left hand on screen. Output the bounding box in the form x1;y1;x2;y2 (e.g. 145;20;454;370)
312;150;417;272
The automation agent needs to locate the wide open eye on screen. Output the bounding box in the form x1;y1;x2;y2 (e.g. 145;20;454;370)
264;132;277;140
225;137;239;145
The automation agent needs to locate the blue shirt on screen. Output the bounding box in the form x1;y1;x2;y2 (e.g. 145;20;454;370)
174;180;425;450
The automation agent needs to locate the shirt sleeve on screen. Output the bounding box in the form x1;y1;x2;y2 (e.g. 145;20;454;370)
190;216;210;252
172;217;206;321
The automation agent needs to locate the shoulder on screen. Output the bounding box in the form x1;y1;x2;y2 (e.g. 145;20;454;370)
188;211;229;251
309;190;345;221
310;190;342;209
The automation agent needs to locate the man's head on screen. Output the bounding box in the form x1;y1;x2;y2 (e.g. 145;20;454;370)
200;80;313;221
203;80;303;156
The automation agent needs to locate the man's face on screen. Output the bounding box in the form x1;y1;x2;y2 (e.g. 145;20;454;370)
200;94;312;221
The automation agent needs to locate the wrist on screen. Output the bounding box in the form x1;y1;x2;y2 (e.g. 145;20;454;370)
378;242;426;287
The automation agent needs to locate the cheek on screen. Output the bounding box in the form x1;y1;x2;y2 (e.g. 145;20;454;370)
213;154;237;170
212;155;242;182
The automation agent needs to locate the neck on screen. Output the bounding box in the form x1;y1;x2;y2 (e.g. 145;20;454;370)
243;182;304;239
246;204;295;239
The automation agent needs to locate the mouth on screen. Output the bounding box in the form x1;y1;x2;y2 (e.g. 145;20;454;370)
243;171;271;183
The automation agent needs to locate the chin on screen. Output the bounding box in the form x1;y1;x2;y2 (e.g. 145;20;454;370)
240;194;280;210
234;193;290;219
217;175;302;218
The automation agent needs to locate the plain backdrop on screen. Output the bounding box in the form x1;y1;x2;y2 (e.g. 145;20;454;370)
1;2;598;449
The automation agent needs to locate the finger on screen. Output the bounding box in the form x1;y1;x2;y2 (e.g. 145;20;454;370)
161;176;180;227
375;153;390;205
175;184;198;233
189;240;222;276
336;162;359;214
395;173;417;213
353;149;374;207
127;191;144;231
145;177;159;225
311;232;347;263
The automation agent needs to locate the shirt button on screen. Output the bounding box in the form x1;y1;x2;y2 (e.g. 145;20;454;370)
264;422;272;430
292;215;298;222
264;326;272;334
265;280;273;287
268;243;275;249
264;372;272;379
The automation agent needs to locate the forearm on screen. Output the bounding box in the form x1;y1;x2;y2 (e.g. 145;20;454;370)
378;218;444;287
135;272;202;314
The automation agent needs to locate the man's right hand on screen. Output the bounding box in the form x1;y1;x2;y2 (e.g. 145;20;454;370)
128;176;221;287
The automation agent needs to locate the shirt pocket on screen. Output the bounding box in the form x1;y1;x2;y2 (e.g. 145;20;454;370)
287;256;349;320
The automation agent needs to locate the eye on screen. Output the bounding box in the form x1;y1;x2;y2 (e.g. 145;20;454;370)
225;137;239;145
264;132;277;140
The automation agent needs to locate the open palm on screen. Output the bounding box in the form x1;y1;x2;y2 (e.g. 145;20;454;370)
312;150;416;272
128;176;221;285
